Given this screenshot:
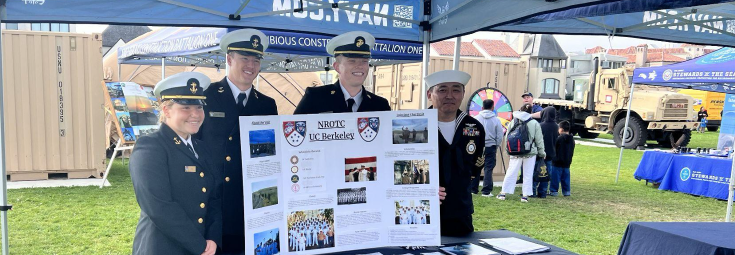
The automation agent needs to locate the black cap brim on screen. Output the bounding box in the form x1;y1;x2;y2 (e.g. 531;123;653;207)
229;50;264;59
171;99;206;105
337;53;371;59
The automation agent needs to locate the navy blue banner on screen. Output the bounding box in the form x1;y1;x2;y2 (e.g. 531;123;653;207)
119;27;422;63
7;0;422;42
659;154;732;200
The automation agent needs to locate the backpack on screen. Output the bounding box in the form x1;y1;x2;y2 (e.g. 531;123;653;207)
506;118;532;155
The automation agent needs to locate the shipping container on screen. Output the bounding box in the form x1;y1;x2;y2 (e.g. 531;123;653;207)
2;30;105;181
374;57;526;112
373;57;527;182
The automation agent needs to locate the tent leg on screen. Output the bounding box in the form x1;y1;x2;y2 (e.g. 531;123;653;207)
0;18;11;255
727;154;734;222
453;37;461;70
161;57;166;79
420;19;430;109
100;139;123;188
616;83;636;183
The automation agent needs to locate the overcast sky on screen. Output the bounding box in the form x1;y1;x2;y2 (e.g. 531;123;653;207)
77;24;683;53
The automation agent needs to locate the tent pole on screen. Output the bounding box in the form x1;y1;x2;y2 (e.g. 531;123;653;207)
161;58;166;79
226;60;230;78
256;75;260;90
727;151;734;222
420;15;430;109
117;63;121;81
0;17;11;255
453;37;461;70
616;82;636;183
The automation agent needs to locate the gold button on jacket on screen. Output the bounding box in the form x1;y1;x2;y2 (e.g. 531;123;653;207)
200;203;205;208
225;156;231;161
225;177;230;182
198;218;203;224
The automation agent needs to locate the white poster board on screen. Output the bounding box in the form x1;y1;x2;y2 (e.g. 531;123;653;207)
240;110;441;254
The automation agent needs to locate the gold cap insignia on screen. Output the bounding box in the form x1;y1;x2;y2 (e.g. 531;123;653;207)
356;38;364;48
187;78;199;94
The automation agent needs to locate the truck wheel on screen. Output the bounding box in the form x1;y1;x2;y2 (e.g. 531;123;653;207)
613;117;647;149
577;129;599;139
707;126;719;132
667;130;692;148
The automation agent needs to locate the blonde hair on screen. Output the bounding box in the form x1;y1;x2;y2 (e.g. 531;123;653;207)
158;100;176;123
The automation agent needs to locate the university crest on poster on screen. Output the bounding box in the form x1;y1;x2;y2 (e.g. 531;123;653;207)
283;121;306;147
358;117;380;142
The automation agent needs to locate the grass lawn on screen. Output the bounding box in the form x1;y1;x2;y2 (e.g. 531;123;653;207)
2;137;730;254
595;130;720;149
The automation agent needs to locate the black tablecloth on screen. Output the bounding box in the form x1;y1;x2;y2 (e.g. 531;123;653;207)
324;230;577;255
618;222;735;255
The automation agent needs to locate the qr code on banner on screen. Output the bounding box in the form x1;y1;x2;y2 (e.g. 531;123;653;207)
393;5;413;28
727;20;735;34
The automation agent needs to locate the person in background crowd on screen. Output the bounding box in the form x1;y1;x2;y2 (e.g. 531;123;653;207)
534;106;558;198
471;99;505;197
697;107;709;133
551;121;575;197
497;103;546;203
518;92;544;184
522;92;544;119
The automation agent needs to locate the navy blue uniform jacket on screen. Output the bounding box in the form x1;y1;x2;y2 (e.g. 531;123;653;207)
293;81;390;114
437;110;485;225
197;77;278;252
130;123;222;254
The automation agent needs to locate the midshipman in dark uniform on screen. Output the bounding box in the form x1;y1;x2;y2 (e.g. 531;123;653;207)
425;70;485;236
196;29;278;255
129;72;221;255
293;31;390;114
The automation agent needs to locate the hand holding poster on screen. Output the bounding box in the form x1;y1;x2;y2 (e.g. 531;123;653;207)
240;110;440;254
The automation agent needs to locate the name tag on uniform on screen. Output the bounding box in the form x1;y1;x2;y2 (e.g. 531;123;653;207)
209;112;225;118
185;166;197;172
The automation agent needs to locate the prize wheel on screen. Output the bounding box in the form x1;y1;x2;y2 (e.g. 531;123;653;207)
467;87;514;132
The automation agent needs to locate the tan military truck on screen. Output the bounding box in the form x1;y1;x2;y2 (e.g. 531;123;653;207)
536;58;699;149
